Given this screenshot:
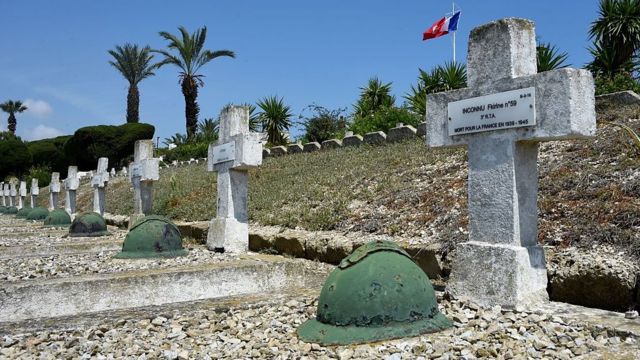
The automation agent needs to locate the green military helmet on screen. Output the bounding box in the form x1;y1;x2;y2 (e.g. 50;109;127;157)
15;207;33;218
26;207;49;220
0;206;7;213
43;208;72;226
69;212;109;237
114;215;187;259
297;240;452;345
6;206;19;215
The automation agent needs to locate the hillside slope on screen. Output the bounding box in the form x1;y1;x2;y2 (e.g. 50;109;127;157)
68;108;639;258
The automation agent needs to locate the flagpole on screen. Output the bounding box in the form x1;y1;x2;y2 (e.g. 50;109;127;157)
452;1;456;63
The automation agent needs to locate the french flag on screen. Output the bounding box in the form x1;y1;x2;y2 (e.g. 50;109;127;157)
423;11;461;41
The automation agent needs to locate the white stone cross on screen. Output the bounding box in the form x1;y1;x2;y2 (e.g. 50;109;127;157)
207;106;263;253
3;183;11;206
128;140;160;227
49;172;61;210
30;178;39;208
64;166;80;214
18;181;27;210
9;181;17;207
91;157;110;215
426;18;596;308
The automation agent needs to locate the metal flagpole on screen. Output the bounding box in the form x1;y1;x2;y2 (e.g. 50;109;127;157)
452;1;456;63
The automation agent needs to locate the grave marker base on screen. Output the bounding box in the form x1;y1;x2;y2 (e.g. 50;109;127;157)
447;241;548;308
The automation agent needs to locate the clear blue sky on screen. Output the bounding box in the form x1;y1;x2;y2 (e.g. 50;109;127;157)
0;0;599;143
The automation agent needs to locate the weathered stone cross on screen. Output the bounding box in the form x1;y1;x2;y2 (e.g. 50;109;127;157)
3;183;10;206
207;106;263;253
9;181;17;207
128;140;160;227
18;181;26;209
426;18;595;308
30;178;39;208
64;166;79;214
49;172;61;210
91;157;110;215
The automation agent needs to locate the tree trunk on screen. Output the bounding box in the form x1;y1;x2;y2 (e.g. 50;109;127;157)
127;84;140;123
7;113;16;134
181;77;200;139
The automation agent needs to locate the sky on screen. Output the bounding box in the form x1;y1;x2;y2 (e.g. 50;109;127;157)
0;0;600;143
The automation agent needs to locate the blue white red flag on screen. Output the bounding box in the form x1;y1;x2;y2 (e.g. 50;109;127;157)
423;11;461;40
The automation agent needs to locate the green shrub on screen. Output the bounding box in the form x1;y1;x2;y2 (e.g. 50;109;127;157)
300;105;347;143
163;142;209;162
349;107;421;135
595;72;640;96
0;132;32;179
27;164;52;187
27;135;71;176
63;123;154;170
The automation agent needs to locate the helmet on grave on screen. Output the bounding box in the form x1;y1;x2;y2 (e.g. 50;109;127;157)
69;212;109;237
114;215;187;259
15;207;33;218
43;208;72;226
26;207;49;220
297;240;452;345
5;206;18;215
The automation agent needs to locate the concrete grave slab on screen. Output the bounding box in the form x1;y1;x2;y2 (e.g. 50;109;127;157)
303;142;321;153
363;131;387;145
321;139;342;150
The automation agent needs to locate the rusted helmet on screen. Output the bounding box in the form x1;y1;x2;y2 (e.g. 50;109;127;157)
15;207;33;218
69;212;109;237
26;207;48;220
43;208;72;226
114;215;187;259
297;240;452;345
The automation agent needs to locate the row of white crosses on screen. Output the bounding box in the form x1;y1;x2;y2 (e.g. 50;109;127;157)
1;180;32;209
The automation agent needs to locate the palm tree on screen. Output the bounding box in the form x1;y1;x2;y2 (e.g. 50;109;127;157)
195;118;219;143
108;44;159;123
589;0;640;74
154;26;235;139
436;62;467;91
256;96;292;146
0;100;27;134
404;64;466;117
536;42;570;72
353;78;395;119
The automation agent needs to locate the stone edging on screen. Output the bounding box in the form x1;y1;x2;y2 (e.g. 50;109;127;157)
263;123;426;158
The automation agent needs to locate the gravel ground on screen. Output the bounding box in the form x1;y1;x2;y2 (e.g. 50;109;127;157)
0;246;241;282
1;295;638;359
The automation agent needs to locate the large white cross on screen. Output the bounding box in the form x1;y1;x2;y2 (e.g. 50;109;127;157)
91;158;110;215
49;172;61;210
18;181;26;210
30;178;39;208
426;18;595;308
64;166;79;214
128;140;159;227
207;106;263;253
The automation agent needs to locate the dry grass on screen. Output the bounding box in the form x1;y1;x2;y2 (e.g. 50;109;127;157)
49;111;639;258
